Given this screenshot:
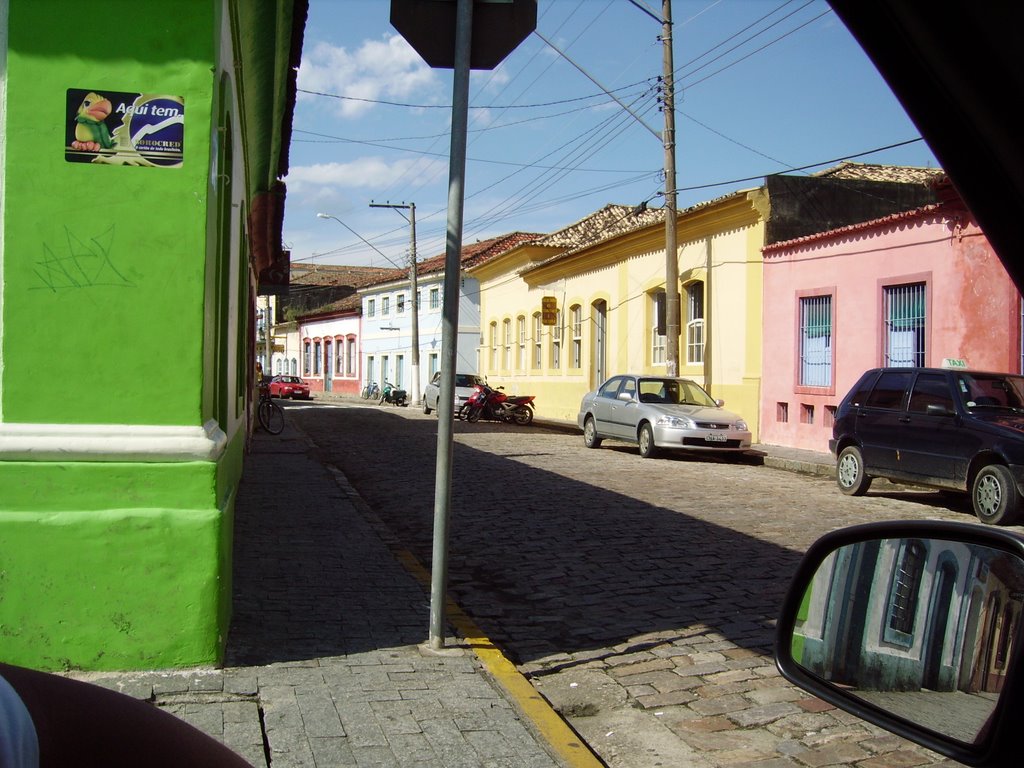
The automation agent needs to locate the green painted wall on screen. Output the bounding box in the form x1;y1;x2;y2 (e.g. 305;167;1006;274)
3;0;213;425
0;0;243;671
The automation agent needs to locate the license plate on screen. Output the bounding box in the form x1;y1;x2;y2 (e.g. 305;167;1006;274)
704;432;727;442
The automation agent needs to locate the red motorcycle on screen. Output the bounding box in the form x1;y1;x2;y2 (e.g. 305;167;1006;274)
459;383;535;425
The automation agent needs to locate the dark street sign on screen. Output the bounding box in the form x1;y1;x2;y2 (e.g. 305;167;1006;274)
391;0;537;70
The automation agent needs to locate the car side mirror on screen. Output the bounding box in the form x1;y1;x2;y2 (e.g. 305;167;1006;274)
775;521;1024;766
618;391;635;402
715;398;725;407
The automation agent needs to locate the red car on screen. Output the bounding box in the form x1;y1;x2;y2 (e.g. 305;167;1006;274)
268;375;310;400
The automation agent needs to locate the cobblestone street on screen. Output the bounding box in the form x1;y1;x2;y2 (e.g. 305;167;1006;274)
290;399;977;767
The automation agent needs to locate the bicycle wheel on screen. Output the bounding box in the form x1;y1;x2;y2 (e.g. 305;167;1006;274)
258;398;285;434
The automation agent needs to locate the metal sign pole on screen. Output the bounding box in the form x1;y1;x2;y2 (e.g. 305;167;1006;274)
428;0;473;650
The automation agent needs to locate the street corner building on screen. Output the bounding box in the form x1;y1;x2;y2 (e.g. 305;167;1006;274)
0;0;306;670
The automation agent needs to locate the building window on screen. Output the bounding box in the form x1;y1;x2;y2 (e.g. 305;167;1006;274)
777;402;788;422
381;355;390;384
367;299;376;317
347;338;356;375
303;342;311;375
686;282;704;365
502;319;512;370
397;294;406;313
291;357;298;376
336;339;345;375
366;356;376;385
651;291;666;365
489;322;498;370
517;316;526;371
396;355;404;387
885;539;926;645
570;305;582;369
884;282;926;367
800;404;814;424
799;295;832;386
382;296;390;315
533;313;543;369
430;287;440;309
551;310;562;369
428;352;439;377
313;341;322;375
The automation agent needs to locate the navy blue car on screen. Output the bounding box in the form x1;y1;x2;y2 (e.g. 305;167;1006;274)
830;367;1024;525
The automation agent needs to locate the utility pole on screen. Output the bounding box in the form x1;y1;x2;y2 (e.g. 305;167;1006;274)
370;201;420;404
661;0;680;377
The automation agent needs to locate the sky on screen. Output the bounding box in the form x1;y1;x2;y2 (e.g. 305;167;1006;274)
283;0;938;270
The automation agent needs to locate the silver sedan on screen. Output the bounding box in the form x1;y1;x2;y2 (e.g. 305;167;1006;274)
577;375;752;458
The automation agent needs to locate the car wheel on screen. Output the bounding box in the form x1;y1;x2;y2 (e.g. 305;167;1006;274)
423;399;432;415
836;446;872;496
972;464;1022;525
583;416;602;449
638;423;658;458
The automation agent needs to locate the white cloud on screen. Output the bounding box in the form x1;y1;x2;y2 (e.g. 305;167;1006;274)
286;156;447;197
297;35;440;118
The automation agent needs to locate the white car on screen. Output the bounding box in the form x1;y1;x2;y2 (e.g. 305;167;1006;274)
422;372;486;415
578;374;752;458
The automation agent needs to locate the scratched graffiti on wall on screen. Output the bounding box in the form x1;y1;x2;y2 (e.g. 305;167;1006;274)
33;226;135;291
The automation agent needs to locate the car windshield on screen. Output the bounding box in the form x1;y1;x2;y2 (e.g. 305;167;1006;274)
955;373;1024;411
637;378;717;407
455;375;484;388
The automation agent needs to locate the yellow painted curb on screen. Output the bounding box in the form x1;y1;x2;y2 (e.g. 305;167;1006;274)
394;550;604;768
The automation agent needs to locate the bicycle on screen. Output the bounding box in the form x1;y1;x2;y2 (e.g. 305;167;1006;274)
257;383;285;434
361;381;380;400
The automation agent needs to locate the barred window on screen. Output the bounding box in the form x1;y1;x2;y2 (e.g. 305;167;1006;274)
517;316;526;370
551;310;562;369
884;283;926;367
533;313;543;369
799;295;832;386
888;540;926;637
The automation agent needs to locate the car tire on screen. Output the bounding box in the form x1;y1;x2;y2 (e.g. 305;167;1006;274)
423;399;432;415
583;416;602;449
971;464;1022;525
836;445;872;496
638;423;658;459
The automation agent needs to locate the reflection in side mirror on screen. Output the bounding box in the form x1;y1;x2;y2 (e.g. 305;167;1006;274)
777;523;1024;765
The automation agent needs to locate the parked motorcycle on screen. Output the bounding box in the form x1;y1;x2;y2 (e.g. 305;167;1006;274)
379;381;408;407
459;383;535;425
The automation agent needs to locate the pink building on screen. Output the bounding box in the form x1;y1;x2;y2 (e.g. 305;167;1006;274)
760;180;1022;453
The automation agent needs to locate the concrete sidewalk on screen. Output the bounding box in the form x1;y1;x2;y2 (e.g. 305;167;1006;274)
74;421;579;767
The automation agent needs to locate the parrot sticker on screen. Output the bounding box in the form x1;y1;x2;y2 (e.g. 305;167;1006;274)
66;88;184;168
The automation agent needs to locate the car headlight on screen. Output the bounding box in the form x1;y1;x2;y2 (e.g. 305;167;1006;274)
736;420;748;431
656;415;695;429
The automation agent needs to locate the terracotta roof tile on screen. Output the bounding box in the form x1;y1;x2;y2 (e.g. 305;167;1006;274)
811;161;944;185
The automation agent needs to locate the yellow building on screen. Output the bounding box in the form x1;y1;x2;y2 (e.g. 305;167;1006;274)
468;195;766;439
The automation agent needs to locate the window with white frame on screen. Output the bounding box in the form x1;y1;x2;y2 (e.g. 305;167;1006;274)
502;319;512;370
517;316;526;370
381;355;390;384
336;338;345;374
397;294;406;313
533;313;543;369
686;281;704;365
367;298;375;317
346;338;356;375
799;295;832;386
303;341;311;375
428;352;439;377
551;310;562;369
366;356;376;385
314;341;322;375
489;322;497;370
884;282;926;367
884;539;926;647
570;305;582;369
382;295;390;315
651;291;666;365
430;287;440;309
